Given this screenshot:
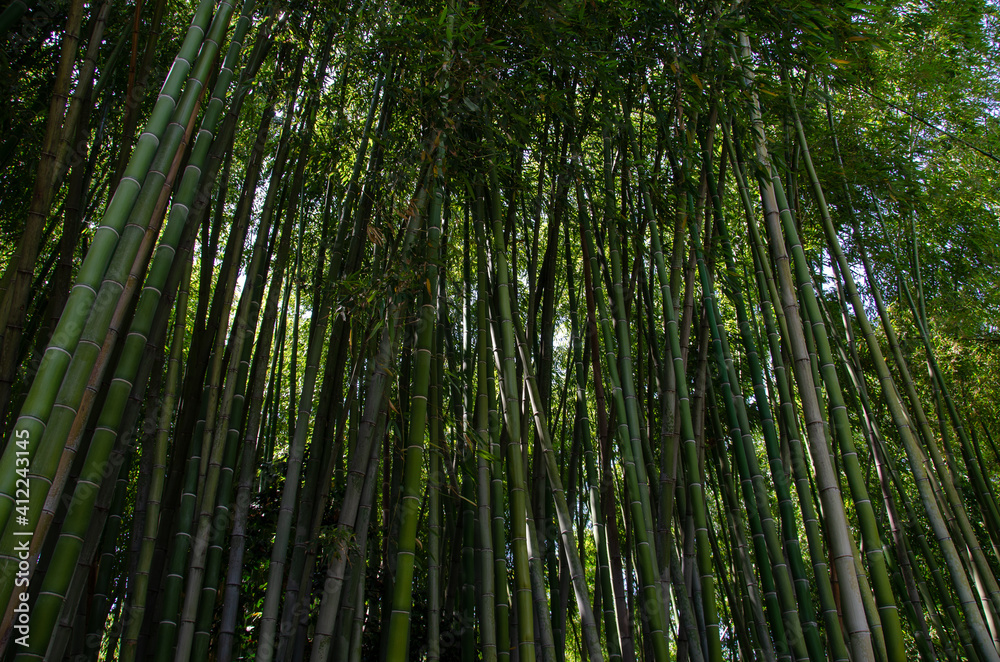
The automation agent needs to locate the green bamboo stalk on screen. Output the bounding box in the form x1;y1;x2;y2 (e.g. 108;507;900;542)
5;9;245;656
213;183;292;662
279;286;350;662
50;446;135;662
327;330;375;661
279;64;391;653
782;89;1000;662
707;142;825;661
118;254;193;662
507;286;604;662
65;193;204;662
472;187;512;662
345;401;386;662
308;175;428;662
733;37;880;658
829;266;938;660
12;92;201;615
152;90;273;662
428;309;443;662
709;389;774;662
475;203;498;662
576;173;671;662
566;216;620;662
38;439;128;662
724;123;851;661
47;310;149;659
186;237;270;662
0;0;216;544
382;136;445;662
687;184;797;661
486;161;536;662
252;29;339;662
902;271;1000;558
768;162;907;660
620;119;719;660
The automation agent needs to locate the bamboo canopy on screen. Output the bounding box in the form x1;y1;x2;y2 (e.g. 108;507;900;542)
1;0;1000;660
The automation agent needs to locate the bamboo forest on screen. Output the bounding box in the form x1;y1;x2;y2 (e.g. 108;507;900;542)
3;0;1000;659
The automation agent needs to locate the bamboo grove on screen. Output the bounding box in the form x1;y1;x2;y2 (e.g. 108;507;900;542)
1;0;1000;660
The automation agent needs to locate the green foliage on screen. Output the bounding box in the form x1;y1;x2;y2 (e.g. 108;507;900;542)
4;0;1000;659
